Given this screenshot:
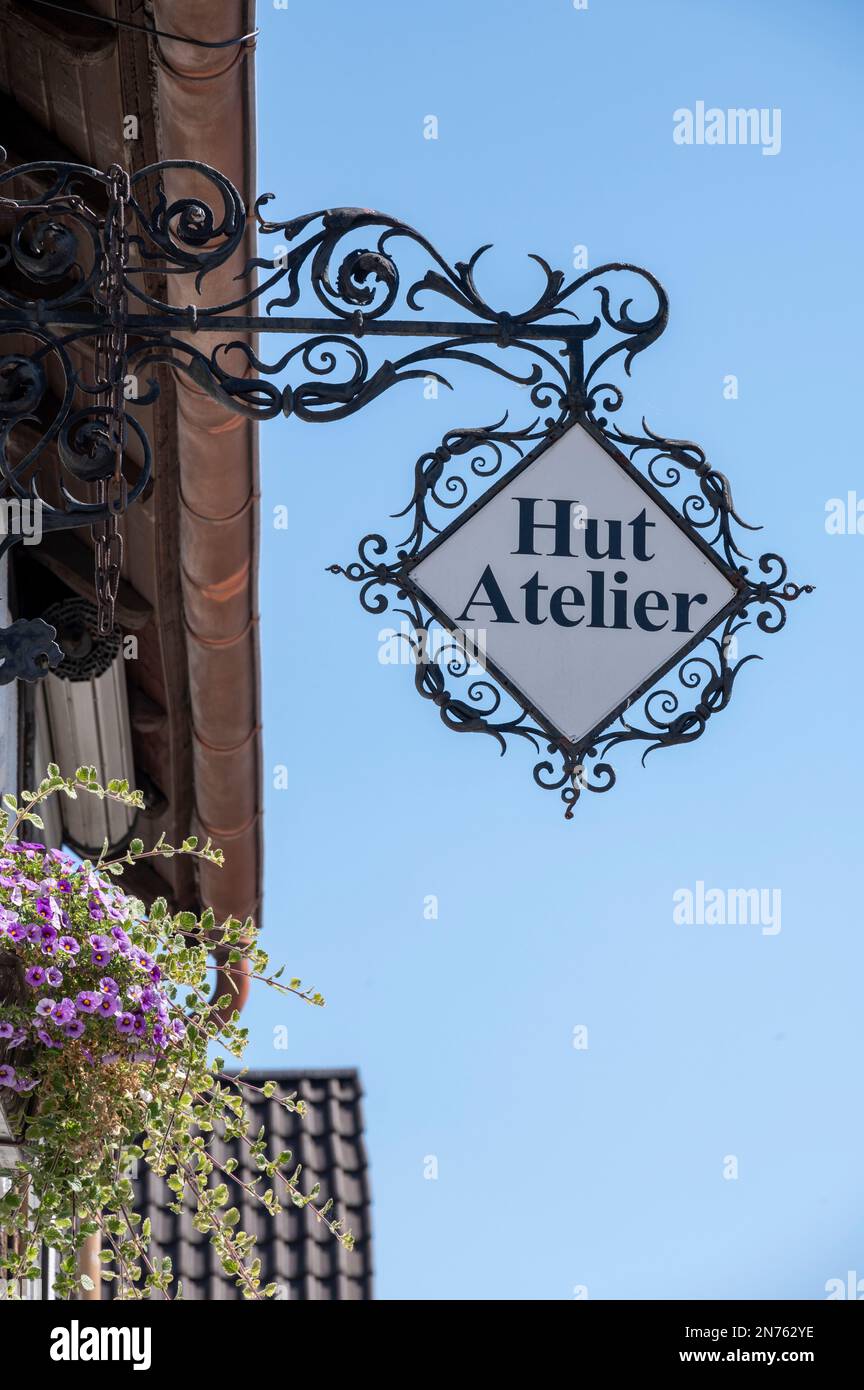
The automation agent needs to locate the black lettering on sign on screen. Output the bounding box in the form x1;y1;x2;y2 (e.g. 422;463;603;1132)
457;499;708;633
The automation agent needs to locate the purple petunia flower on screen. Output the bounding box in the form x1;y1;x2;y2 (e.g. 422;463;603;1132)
53;998;76;1025
63;1019;85;1039
58;935;80;955
91;949;112;968
36;1028;58;1048
0;1022;14;1039
149;965;162;983
76;992;99;1014
132;1013;147;1037
99;976;120;996
6;921;28;942
170;1018;186;1038
36;922;58;946
115;1012;136;1035
126;984;143;1003
24;965;46;987
5;1030;28;1049
96;993;119;1018
34;997;56;1018
13;1076;39;1093
0;1064;17;1087
89;934;114;954
46;966;63;988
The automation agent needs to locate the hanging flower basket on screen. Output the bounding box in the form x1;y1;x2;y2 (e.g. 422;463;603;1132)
0;766;352;1300
0;949;37;1169
0;837;188;1180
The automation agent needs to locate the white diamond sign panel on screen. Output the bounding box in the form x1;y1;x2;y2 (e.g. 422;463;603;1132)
405;422;738;745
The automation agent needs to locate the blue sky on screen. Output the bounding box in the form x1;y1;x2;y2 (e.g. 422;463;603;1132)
248;0;863;1299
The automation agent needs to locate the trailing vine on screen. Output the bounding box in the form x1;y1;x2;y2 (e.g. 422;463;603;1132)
0;767;351;1300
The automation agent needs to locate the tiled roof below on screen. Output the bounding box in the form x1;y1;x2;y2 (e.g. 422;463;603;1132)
132;1070;373;1301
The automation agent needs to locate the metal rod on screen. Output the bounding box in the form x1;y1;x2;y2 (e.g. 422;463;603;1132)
1;311;594;344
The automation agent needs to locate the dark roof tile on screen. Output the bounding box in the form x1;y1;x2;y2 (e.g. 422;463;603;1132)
132;1070;373;1300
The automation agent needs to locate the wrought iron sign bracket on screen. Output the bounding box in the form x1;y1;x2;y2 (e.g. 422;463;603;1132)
0;155;811;812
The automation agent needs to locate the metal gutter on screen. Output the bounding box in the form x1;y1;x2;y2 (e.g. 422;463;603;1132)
151;2;262;1004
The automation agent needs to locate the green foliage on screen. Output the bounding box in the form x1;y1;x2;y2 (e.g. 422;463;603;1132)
0;770;353;1301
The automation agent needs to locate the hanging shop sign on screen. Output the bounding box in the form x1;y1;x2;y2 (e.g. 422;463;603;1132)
0;154;811;811
330;411;812;815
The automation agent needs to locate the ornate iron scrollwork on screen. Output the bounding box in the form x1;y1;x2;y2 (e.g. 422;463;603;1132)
1;154;671;428
0;156;151;645
0;151;809;758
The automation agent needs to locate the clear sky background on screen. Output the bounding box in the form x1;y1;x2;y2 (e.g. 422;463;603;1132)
247;0;863;1299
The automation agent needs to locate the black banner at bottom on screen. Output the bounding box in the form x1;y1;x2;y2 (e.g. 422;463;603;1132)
3;1296;860;1374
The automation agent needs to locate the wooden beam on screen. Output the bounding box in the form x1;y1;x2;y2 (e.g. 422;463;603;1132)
29;531;154;631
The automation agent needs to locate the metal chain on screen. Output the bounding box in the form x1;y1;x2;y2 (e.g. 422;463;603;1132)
91;163;130;635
